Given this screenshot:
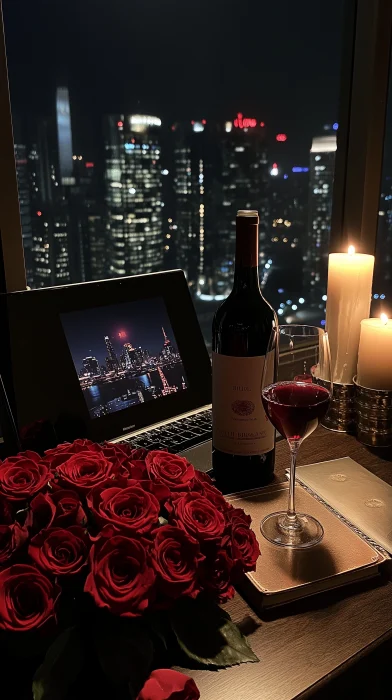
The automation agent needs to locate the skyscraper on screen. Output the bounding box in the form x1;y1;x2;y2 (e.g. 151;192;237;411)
104;115;164;277
56;87;75;186
104;335;119;371
13;116;33;287
305;134;337;299
82;356;100;376
29;118;72;288
171;120;219;292
198;114;269;300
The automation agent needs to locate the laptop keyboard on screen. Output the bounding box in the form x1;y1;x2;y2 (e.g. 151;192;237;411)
122;408;212;453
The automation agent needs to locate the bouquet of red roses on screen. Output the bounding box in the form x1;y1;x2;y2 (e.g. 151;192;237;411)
0;440;260;700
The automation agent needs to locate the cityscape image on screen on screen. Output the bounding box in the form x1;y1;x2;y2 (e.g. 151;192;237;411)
61;298;188;419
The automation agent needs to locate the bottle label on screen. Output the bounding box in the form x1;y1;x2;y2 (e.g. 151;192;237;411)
212;352;274;456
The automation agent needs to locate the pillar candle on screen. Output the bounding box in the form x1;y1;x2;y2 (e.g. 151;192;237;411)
325;247;374;384
357;315;392;389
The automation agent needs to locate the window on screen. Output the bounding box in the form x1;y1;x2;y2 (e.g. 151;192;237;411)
4;0;345;348
374;56;392;319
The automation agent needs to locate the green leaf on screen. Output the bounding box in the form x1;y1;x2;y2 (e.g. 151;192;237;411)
170;597;259;669
94;614;154;698
32;627;85;700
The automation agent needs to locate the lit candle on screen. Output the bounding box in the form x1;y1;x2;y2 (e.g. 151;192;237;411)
325;246;374;384
357;314;392;389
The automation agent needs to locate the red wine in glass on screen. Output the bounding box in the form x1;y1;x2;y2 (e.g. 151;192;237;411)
262;381;330;443
260;325;332;549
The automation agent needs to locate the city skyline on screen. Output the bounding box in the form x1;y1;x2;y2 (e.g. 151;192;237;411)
61;297;180;368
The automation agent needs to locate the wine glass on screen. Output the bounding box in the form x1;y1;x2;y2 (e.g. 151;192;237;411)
261;325;332;548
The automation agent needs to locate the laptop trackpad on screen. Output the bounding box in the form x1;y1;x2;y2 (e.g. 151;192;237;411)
179;440;212;473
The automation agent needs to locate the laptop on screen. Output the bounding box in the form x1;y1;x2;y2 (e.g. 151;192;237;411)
0;270;213;469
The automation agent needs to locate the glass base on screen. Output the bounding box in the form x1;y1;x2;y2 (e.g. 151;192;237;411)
260;511;324;549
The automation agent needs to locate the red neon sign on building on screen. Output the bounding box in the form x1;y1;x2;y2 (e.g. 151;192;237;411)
234;113;257;129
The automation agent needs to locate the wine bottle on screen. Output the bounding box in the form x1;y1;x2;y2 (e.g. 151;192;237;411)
212;209;277;492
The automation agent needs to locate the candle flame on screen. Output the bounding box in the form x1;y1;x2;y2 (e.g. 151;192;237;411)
348;245;355;256
380;313;388;325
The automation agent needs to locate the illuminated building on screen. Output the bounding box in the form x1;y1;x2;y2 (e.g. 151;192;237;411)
305;134;337;298
199;113;269;300
28;117;72;288
82;356;100;376
104;114;163;277
13;116;33;286
104;335;119;371
171;120;217;291
56;87;75;186
161;326;175;361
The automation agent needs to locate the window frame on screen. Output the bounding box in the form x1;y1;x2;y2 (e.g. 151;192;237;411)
0;0;390;293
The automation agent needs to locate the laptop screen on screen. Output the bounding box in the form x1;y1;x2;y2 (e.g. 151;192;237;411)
60;297;188;420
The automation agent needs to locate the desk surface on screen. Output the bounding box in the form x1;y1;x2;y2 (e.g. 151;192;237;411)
185;428;392;700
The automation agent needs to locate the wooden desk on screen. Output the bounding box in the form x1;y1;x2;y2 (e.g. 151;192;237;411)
185;428;392;699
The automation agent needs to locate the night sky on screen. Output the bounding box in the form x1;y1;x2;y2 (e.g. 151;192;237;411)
3;0;345;161
61;297;179;370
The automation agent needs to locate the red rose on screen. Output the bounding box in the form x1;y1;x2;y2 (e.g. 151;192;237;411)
152;525;204;599
44;440;104;472
45;439;100;457
87;483;160;535
0;453;50;502
29;526;90;576
146;452;195;492
0;522;28;565
51;451;117;494
85;531;155;617
28;489;87;533
227;508;260;572
193;473;230;512
0;564;60;631
203;549;235;603
137;670;199;700
171;493;225;543
101;443;148;479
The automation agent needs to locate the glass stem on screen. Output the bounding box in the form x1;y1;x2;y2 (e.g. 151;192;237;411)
287;441;300;521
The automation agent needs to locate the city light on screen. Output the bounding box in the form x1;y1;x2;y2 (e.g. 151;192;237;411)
299;297;305;303
278;288;284;293
85;162;94;168
322;294;327;301
161;169;169;175
292;167;309;173
233;113;257;129
292;304;298;310
270;163;279;176
374;294;379;299
37;211;42;216
278;309;284;316
130;115;161;128
117;121;123;128
192;122;204;132
225;121;232;132
260;122;265;127
333;122;339;130
276;133;287;142
381;313;388;324
380;294;386;299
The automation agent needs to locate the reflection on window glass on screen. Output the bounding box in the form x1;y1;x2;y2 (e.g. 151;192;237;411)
4;0;344;349
374;63;392;319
